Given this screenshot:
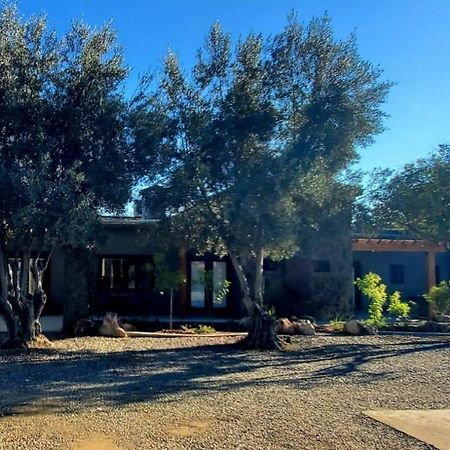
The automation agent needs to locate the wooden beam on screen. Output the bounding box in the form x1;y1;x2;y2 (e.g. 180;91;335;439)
352;239;446;253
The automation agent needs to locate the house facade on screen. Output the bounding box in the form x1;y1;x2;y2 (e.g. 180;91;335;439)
4;218;448;333
38;210;354;330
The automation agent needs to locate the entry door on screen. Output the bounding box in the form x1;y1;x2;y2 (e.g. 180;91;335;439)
190;260;228;309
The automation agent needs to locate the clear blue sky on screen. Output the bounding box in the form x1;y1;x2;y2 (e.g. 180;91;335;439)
16;0;450;172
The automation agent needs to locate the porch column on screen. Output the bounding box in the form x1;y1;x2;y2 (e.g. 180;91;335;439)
426;250;436;319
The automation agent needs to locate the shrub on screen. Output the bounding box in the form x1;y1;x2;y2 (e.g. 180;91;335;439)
424;281;450;315
387;291;411;319
355;272;387;326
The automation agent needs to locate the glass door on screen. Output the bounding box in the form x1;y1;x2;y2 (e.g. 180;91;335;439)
190;261;206;308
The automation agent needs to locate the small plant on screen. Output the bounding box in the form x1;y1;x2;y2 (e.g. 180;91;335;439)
355;272;387;326
424;281;450;315
326;312;354;332
193;324;216;334
265;305;276;318
180;324;216;334
180;324;195;334
387;291;411;319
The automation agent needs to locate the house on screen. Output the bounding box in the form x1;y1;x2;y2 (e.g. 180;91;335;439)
352;233;449;316
37;207;354;331
3;216;448;334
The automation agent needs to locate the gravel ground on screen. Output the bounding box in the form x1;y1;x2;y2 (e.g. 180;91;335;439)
0;333;449;450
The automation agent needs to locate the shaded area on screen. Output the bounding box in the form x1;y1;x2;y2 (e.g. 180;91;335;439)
0;336;449;416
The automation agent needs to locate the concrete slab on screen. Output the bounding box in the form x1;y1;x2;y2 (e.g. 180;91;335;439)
364;409;450;450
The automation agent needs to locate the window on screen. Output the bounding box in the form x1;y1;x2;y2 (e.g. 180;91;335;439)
190;259;228;309
99;257;155;291
190;261;206;308
313;260;330;273
435;266;441;284
389;264;404;284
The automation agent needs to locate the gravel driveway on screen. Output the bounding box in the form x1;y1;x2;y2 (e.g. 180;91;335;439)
0;334;449;450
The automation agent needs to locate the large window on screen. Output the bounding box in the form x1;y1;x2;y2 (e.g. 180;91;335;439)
190;260;228;309
99;257;155;291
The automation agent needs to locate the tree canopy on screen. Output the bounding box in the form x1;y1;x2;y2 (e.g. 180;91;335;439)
0;5;134;346
355;144;450;243
133;14;391;348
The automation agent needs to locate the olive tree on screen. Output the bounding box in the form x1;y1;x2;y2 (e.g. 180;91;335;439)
0;5;134;347
133;14;391;349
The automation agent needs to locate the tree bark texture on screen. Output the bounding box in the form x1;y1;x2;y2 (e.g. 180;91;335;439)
0;243;51;348
229;250;281;350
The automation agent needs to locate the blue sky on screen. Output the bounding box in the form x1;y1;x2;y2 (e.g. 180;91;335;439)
16;0;450;173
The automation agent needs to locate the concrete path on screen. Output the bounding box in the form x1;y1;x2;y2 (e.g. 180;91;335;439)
364;409;450;449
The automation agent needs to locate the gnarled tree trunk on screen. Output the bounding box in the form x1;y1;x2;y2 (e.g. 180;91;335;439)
0;243;52;348
229;249;281;350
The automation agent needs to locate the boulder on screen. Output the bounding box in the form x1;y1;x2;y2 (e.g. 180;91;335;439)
274;318;295;335
344;319;362;335
435;314;450;323
344;319;376;336
98;312;128;338
292;320;315;336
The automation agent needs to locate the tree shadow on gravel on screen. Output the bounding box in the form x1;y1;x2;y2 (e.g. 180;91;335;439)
0;336;448;416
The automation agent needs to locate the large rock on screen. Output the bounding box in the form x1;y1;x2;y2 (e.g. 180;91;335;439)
98;312;128;338
274;318;295;335
292;320;315;336
344;319;376;336
435;314;450;323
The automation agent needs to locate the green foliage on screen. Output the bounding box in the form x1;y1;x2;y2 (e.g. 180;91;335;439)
181;324;216;334
134;13;391;309
355;272;411;324
355;272;387;326
424;281;450;315
194;324;216;334
327;312;354;331
0;4;133;251
387;291;411;319
358;145;450;241
215;279;231;304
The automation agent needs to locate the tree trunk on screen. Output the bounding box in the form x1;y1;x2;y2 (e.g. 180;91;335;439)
0;245;51;348
229;250;281;350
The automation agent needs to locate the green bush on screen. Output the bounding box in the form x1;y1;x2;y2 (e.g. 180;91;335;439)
355;272;387;326
424;281;450;315
355;272;411;324
387;291;411;319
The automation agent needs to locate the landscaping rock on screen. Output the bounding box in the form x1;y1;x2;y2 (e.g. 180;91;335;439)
98;312;127;338
274;318;294;335
292;320;315;336
344;319;376;336
344;319;362;335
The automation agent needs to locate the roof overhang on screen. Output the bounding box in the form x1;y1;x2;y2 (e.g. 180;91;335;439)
352;238;447;253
